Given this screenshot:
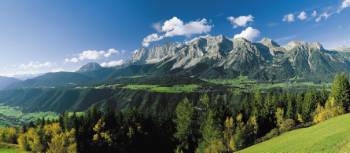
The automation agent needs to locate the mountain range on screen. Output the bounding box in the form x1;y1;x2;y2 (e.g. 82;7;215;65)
0;76;20;90
3;35;350;89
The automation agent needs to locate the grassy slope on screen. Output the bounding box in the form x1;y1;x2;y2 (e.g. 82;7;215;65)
206;76;331;91
0;143;17;153
122;84;200;93
239;113;350;153
0;104;58;127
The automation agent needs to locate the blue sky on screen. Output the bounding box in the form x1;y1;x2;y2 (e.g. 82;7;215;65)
0;0;349;77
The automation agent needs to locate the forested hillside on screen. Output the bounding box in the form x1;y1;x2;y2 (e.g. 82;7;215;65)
0;73;348;153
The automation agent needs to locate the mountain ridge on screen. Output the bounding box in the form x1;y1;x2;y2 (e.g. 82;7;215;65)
130;35;350;81
0;76;21;90
7;35;350;89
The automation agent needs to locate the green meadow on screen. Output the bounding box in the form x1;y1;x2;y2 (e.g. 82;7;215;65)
206;75;331;90
239;113;350;153
0;143;17;153
122;84;200;93
0;104;58;127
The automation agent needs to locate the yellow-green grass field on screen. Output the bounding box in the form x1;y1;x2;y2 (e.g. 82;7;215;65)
239;113;350;153
122;84;200;93
0;143;17;153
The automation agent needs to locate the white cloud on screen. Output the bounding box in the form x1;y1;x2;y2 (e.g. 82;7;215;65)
103;48;118;57
50;67;65;73
227;15;254;28
234;27;260;41
319;0;350;21
101;60;124;67
142;16;212;47
65;48;119;63
341;0;350;10
315;12;330;22
1;61;67;77
162;17;212;37
297;11;307;20
65;57;79;63
283;13;295;22
312;10;318;17
142;33;164;47
19;61;52;69
152;22;162;32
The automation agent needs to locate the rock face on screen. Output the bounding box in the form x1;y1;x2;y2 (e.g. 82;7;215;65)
131;35;350;81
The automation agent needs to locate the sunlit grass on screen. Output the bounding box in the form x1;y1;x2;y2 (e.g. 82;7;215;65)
123;84;200;93
0;143;17;153
205;75;331;90
239;113;350;153
0;104;59;127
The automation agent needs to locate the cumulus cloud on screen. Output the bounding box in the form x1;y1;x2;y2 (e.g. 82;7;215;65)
142;33;164;47
227;15;254;28
101;60;124;67
341;0;350;10
315;12;330;22
234;27;260;41
152;22;162;32
0;61;69;77
315;0;350;22
283;13;295;22
142;17;212;47
19;61;52;69
162;17;212;37
312;10;318;17
297;11;307;20
65;48;119;63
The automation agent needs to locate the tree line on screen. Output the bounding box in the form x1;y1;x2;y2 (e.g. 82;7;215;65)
0;73;349;153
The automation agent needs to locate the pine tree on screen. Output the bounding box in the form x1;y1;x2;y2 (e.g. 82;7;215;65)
285;93;294;119
196;110;224;153
330;73;350;111
175;98;195;153
302;91;317;121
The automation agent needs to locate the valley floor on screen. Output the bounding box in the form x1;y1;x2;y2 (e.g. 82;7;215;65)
239;113;350;153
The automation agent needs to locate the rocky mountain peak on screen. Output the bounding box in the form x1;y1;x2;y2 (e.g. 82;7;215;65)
78;62;102;72
260;37;280;47
309;42;323;50
284;41;323;51
132;43;180;64
233;37;250;43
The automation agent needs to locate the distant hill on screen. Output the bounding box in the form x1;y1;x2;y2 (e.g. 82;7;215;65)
77;62;103;72
9;72;94;89
0;87;209;113
8;63;115;89
239;113;350;153
0;76;20;90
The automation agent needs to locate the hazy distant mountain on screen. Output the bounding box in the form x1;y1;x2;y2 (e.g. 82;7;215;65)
0;76;21;90
334;46;350;52
12;73;44;80
77;62;103;72
8;63;115;89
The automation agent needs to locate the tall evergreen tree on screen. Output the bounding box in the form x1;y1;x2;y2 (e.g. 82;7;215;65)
330;73;350;111
175;98;195;153
196;110;224;153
